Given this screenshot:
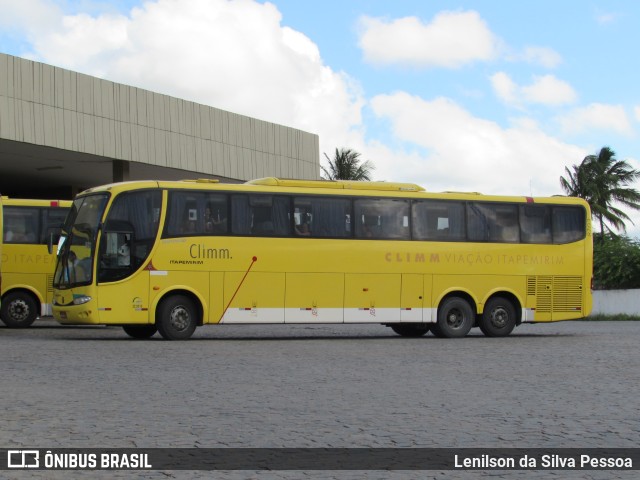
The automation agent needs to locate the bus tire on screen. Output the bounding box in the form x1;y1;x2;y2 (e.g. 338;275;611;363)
123;325;158;339
480;297;517;337
436;297;474;338
390;324;430;337
0;291;39;328
156;295;198;340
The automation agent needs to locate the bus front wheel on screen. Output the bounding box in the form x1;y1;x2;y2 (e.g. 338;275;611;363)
479;297;517;337
123;325;158;339
0;292;39;328
156;295;198;340
435;297;474;338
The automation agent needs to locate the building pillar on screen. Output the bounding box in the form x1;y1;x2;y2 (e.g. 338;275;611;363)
113;160;130;182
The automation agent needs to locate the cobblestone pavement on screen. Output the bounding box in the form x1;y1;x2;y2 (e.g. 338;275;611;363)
1;319;639;480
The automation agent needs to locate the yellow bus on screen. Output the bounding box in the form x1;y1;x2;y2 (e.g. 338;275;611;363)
1;198;71;327
52;178;592;340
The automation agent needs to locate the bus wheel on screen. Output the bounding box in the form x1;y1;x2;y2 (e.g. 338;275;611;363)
480;297;517;337
0;292;38;328
156;295;198;340
436;297;474;338
390;324;430;337
122;325;158;339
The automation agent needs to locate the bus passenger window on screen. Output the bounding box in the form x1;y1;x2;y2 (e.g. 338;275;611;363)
231;195;291;236
165;192;228;237
493;205;519;242
467;203;519;243
552;206;585;243
412;200;465;241
294;197;351;238
354;199;410;240
520;205;551;243
4;207;39;244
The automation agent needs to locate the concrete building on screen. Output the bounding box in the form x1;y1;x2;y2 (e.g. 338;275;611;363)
0;52;320;198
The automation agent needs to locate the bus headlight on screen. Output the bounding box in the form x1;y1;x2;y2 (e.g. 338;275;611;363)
73;296;92;305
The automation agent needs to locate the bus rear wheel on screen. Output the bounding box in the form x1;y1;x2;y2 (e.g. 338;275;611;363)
156;295;198;340
0;292;38;328
123;325;158;339
479;297;517;337
436;297;474;338
390;324;431;337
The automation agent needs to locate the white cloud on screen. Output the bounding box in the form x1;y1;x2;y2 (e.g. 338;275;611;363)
357;10;501;68
491;72;577;107
5;0;623;216
9;0;364;158
515;46;563;68
634;106;640;122
490;72;518;104
557;103;633;136
521;75;577;105
367;91;586;196
0;0;60;31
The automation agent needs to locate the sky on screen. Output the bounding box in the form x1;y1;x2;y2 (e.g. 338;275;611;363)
1;0;640;232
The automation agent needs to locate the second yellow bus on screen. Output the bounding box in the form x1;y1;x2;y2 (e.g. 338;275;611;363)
1;198;71;327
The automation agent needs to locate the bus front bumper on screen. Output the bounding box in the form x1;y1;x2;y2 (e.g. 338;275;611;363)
53;292;100;325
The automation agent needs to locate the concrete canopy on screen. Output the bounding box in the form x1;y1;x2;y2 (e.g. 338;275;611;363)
0;53;320;199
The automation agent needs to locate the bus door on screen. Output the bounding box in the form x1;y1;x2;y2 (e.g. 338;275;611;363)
95;222;152;325
94;190;161;325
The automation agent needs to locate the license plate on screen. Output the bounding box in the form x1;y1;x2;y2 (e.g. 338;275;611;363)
59;311;67;320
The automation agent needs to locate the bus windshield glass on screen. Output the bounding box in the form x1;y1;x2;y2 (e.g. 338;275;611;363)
54;194;109;288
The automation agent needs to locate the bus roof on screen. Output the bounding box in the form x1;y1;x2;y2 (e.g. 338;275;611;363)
74;178;588;207
247;177;426;192
2;197;72;207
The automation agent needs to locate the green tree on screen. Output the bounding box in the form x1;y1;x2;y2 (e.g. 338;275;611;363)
593;234;640;289
321;148;374;181
560;146;640;235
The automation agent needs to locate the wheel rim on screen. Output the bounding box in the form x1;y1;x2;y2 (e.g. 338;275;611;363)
169;305;191;331
446;308;465;329
489;306;509;329
9;300;30;322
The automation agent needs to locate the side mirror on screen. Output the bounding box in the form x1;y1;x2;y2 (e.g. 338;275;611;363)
47;228;62;255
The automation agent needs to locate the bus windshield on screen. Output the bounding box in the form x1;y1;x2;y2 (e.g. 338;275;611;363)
54;194;109;288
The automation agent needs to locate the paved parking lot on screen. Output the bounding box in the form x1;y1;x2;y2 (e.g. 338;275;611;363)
1;319;639;479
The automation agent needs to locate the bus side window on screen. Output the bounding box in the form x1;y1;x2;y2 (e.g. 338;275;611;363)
520;205;551;243
354;199;410;240
493;205;519;242
468;203;519;243
231;195;291;237
552;206;585;243
294;197;351;238
412;200;465;241
4;207;39;244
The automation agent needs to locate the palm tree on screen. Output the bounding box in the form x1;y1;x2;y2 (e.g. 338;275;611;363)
321;148;374;181
560;146;640;234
